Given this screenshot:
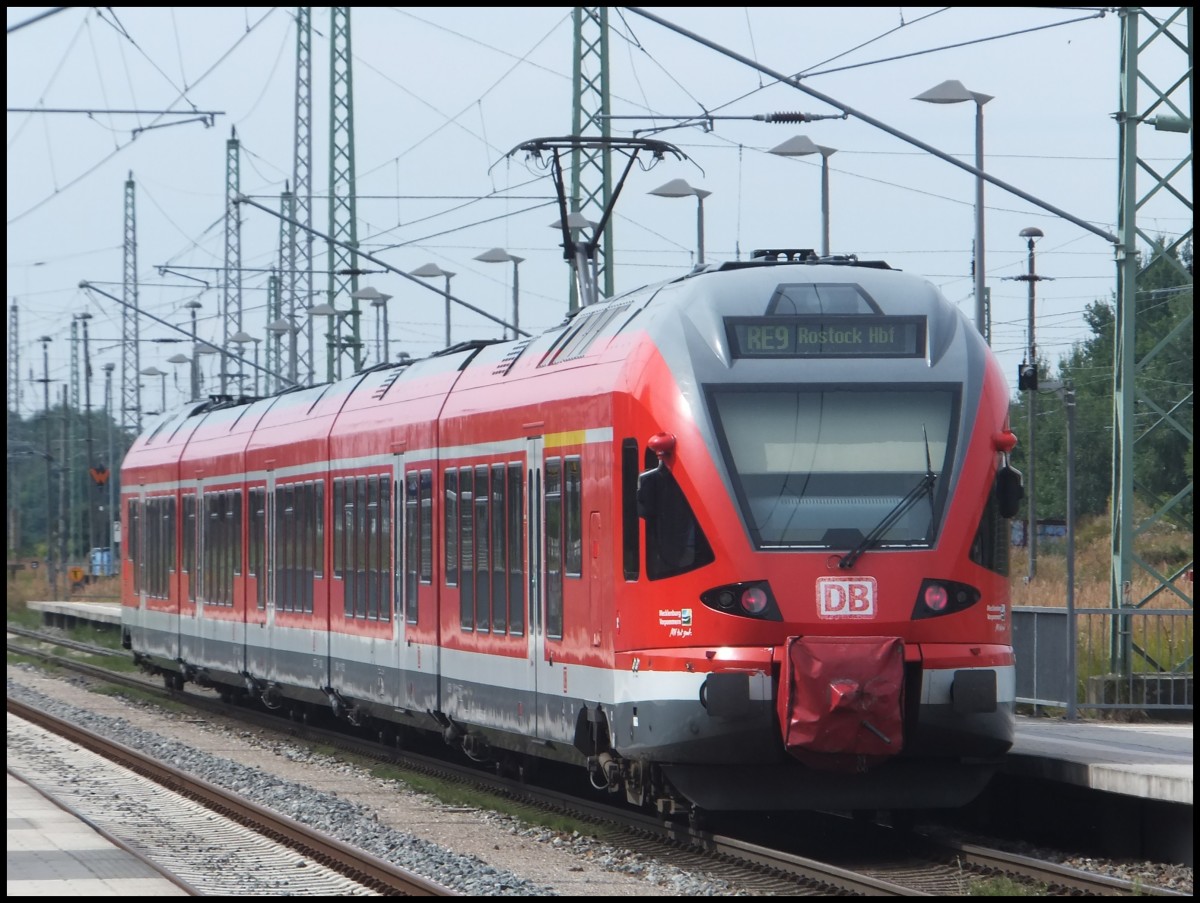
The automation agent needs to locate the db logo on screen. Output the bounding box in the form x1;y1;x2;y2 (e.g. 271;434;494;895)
817;576;877;619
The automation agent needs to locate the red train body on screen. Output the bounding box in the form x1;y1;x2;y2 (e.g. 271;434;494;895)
122;253;1018;813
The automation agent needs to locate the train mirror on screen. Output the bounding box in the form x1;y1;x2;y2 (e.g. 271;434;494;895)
995;464;1024;518
636;465;666;519
647;432;676;461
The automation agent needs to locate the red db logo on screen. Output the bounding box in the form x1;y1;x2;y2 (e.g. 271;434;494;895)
817;576;877;619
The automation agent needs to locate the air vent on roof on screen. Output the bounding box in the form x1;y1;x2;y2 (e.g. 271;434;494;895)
372;369;405;400
493;339;533;377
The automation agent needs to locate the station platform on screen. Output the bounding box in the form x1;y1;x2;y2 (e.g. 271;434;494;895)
7;771;191;896
1008;714;1192;804
25;599;122;630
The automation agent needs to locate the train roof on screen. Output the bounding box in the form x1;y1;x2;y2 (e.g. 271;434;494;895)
123;250;972;466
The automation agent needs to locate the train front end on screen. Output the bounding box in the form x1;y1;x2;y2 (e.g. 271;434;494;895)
610;254;1017;812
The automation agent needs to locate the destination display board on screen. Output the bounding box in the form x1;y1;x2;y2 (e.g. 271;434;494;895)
726;315;926;359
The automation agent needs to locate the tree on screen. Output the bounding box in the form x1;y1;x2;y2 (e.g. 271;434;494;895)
1008;237;1193;529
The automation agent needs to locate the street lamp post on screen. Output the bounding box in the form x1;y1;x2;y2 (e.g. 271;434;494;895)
39;335;56;597
140;366;167;414
352;286;393;364
307;303;344;382
228;331;262;395
75;311;97;557
167;352;191;401
411;264;456;348
103;362;116;567
1042;378;1077;718
649;178;712;266
768;136;837;258
266;317;298;390
474;248;524;340
1015;226;1045;581
184;300;202;401
914;79;993;340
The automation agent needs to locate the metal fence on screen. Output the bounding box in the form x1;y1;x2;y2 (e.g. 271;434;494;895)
1014;606;1194;718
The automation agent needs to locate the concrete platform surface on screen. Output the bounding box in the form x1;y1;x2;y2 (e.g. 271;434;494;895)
1007;715;1192;804
7;772;190;896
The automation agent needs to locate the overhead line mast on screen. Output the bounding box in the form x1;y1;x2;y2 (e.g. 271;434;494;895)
327;7;362;381
121;173;141;433
1110;6;1193;669
293;7;315;386
569;8;615;311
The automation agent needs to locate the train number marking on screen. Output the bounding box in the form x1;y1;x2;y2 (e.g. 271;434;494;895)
816;576;877;619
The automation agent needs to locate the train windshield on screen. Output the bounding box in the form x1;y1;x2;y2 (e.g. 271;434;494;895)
708;387;957;549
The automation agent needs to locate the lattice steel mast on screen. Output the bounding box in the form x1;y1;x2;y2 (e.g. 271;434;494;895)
221;127;243;395
292;7;314;385
1110;7;1194;668
7;301;18;417
568;7;615;311
121;173;141;433
326;7;361;380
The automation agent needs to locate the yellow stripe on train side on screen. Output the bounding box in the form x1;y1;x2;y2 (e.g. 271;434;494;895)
543;427;612;449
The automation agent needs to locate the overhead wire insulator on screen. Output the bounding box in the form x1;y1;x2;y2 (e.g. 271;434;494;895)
756;112;814;123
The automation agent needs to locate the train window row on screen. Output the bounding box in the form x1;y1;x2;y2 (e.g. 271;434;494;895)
544;456;583;639
277;481;324;614
129;496;176;599
203;489;242;607
404;469;433;624
127;453;590;635
445;462;526;637
333;476;389;621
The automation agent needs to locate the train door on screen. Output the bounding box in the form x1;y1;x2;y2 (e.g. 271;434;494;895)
183;481;203;668
389;453;407;710
401;465;439;714
526;436;544;738
248;470;274;683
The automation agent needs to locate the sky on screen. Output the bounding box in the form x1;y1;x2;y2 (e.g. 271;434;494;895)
6;6;1192;421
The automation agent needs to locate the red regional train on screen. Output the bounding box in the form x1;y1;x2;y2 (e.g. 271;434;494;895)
121;250;1023;814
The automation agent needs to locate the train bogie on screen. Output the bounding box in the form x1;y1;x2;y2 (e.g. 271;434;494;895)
122;252;1017;814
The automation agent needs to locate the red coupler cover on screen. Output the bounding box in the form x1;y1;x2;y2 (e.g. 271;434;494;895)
777;635;904;768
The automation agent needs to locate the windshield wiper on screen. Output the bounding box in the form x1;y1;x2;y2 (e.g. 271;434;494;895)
838;426;937;570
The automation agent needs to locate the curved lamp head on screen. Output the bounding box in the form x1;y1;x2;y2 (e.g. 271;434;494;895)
411;263;454;279
649;178;712;200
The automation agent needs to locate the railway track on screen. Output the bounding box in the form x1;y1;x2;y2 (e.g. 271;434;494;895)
8;625;1187;896
8;696;456;896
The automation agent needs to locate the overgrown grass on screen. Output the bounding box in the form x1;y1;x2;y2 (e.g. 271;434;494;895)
92;683;196;713
1010;512;1193;703
968;875;1046;896
369;762;596;833
1009;512;1192;612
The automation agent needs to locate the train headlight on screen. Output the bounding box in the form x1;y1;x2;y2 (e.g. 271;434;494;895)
699;580;781;621
741;587;768;615
923;583;949;612
911;578;980;620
